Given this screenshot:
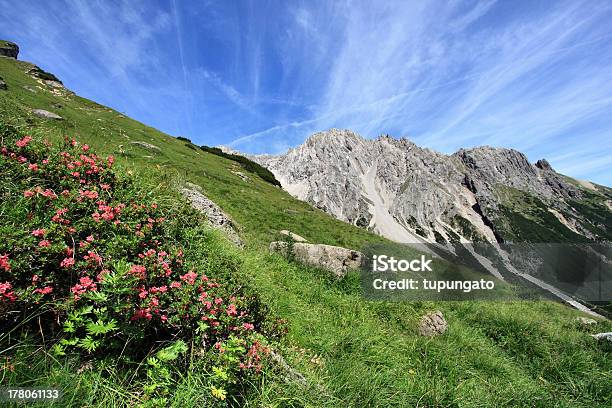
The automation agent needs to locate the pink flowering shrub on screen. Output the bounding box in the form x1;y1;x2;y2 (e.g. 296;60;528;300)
0;125;275;401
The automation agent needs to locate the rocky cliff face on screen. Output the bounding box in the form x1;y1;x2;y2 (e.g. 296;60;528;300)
250;129;611;244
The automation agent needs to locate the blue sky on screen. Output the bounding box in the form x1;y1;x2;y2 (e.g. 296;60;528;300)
1;1;611;185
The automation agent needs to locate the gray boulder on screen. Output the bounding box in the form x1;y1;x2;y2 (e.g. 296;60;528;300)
535;159;553;171
181;183;243;247
130;141;161;152
32;109;63;120
417;311;448;337
576;316;597;326
279;230;308;242
591;332;612;342
0;41;18;59
270;241;363;278
0;77;6;90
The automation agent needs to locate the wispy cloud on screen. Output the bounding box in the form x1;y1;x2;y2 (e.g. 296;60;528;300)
1;1;611;184
226;0;612;184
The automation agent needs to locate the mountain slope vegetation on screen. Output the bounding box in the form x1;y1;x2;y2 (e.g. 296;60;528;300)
1;46;611;407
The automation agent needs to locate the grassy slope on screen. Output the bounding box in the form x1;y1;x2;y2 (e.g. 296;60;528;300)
493;185;611;243
1;55;611;407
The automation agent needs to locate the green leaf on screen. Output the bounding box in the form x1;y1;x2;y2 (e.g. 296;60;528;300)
212;366;229;381
63;320;76;333
86;319;118;336
84;291;108;302
60;338;79;346
156;340;188;363
79;305;94;316
196;321;209;334
51;344;65;356
79;336;100;352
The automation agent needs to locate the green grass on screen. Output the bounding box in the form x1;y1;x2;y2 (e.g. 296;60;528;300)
1;52;611;407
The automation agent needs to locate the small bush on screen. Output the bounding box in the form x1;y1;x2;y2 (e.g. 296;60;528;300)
176;136;192;143
0;124;274;404
200;145;281;187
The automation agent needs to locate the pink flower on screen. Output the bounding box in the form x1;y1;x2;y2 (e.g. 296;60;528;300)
0;254;10;272
79;190;99;200
170;281;181;289
41;189;57;199
31;229;46;237
129;265;146;278
180;271;197;285
0;281;17;301
28;163;39;171
80;276;94;286
23;190;35;198
71;276;97;299
38;240;51;247
15;136;33;148
150;285;167;293
226;304;238;316
51;208;68;223
83;251;103;265
214;297;223;305
33;286;53;295
82;144;90;152
60;257;75;268
101;211;115;221
242;323;254;330
131;308;152;321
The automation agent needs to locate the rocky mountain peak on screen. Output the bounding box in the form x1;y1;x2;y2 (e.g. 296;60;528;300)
247;129;607;245
303;128;363;149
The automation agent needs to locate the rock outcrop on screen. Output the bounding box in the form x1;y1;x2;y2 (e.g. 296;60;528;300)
32;109;63;120
270;241;363;278
130;141;161;152
591;332;612;342
0;41;18;59
576;316;598;326
279;230;308;242
181;183;243;247
27;66;63;87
